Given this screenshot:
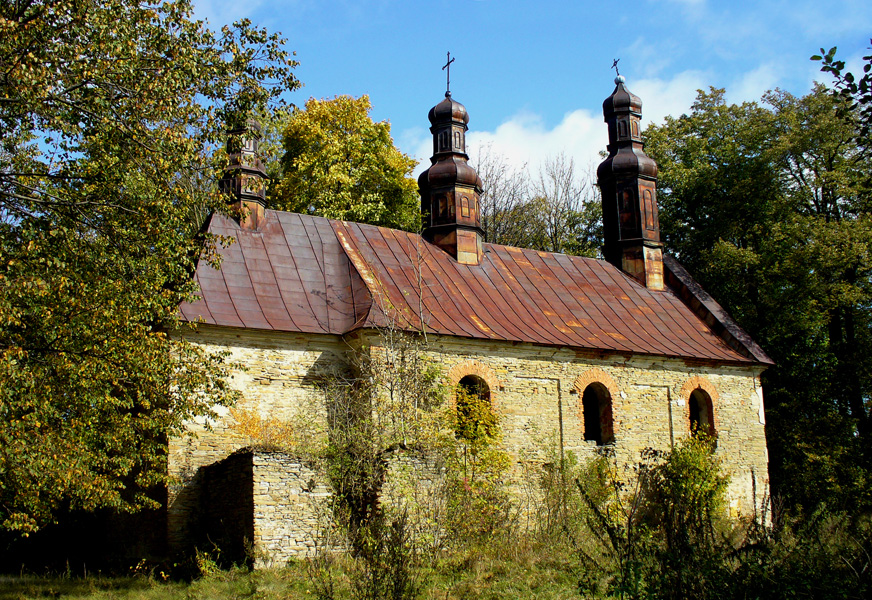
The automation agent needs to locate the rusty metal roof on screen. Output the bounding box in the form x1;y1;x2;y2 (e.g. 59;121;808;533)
180;210;767;364
181;212;370;334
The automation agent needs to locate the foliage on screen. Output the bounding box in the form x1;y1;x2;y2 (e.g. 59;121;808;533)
571;440;872;600
321;331;446;533
0;0;298;534
575;449;657;600
574;441;729;600
727;509;872;600
644;84;872;511
453;382;497;444
346;509;422;600
270;95;419;231
441;384;513;552
641;436;730;600
228;398;326;457
813;41;872;153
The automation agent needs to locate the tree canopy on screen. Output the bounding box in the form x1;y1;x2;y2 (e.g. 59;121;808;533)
644;84;872;511
270;95;420;232
0;0;298;534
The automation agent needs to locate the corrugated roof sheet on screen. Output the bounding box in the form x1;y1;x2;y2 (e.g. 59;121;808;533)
180;210;764;364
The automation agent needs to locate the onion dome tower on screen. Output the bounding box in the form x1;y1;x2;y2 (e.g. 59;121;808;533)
418;91;484;265
220;119;267;230
597;75;664;290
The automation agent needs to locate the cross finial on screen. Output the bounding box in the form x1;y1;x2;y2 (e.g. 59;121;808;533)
442;51;455;97
611;58;621;77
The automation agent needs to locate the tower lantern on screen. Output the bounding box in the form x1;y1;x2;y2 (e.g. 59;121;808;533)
220;119;267;230
597;74;664;290
418;57;484;265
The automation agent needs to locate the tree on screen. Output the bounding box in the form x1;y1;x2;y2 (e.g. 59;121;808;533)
270;95;420;231
0;0;298;534
472;144;531;246
644;85;872;511
813;41;872;155
531;153;601;257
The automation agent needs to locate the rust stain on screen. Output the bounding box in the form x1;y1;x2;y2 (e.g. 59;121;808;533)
469;313;493;335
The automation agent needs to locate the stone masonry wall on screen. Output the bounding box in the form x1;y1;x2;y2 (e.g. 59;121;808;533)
168;326;346;553
357;331;770;518
251;451;332;567
170;325;770;563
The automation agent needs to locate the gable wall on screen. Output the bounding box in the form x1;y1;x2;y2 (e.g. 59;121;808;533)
168;326;346;553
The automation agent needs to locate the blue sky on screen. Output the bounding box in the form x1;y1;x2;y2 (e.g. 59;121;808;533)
194;0;871;176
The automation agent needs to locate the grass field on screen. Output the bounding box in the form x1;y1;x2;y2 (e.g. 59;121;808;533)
0;549;582;600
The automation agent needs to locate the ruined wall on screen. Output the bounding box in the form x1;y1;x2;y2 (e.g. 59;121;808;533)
250;451;331;567
193;449;332;567
167;326;345;553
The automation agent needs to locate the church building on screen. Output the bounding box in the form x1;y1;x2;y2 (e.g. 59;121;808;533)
171;76;772;565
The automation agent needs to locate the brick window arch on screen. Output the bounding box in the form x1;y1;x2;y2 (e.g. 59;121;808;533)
447;360;501;410
447;361;500;443
679;376;719;438
573;369;620;443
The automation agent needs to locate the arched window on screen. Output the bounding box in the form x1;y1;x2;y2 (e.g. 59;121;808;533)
455;375;496;443
618;119;629;138
689;388;715;438
582;383;614;446
643;189;655;231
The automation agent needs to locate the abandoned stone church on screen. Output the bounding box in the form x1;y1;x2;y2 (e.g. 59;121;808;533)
172;76;772;565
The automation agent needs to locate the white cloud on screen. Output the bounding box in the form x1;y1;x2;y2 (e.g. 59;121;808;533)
409;108;605;179
631;70;709;125
624;36;678;77
407;70;710;179
784;0;872;39
727;63;779;104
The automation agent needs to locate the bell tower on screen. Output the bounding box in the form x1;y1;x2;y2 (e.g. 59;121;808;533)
597;75;664;290
418;55;484;265
220;119;267;230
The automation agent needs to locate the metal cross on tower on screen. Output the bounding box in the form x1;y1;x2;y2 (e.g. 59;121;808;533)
443;51;455;96
611;58;621;77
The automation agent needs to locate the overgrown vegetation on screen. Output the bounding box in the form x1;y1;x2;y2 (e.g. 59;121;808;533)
7;436;869;599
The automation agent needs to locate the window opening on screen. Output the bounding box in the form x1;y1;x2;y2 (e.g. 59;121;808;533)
689;388;715;438
582;383;614;445
455;375;495;443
